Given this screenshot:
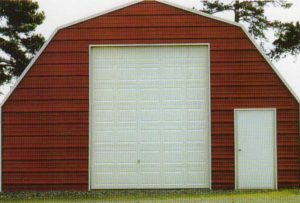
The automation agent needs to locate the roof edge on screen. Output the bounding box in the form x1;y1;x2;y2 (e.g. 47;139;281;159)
157;0;241;27
1;0;299;107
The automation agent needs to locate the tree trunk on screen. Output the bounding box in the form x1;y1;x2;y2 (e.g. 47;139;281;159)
234;0;240;22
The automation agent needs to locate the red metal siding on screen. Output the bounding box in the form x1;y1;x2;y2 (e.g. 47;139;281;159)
1;1;299;191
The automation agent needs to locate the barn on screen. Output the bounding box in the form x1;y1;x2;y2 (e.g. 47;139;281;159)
0;0;299;192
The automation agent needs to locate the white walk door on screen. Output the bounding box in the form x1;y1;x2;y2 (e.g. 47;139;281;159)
235;109;276;189
90;45;210;189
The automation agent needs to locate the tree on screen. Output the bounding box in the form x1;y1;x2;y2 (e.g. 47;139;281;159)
0;0;45;86
200;0;298;59
270;21;300;59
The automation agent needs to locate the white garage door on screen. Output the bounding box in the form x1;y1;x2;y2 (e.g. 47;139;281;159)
90;45;210;189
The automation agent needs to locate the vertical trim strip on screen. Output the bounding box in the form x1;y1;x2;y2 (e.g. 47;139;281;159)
275;108;278;189
88;45;92;191
234;109;238;189
207;44;212;190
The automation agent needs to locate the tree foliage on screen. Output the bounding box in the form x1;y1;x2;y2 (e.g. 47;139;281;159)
200;0;299;59
270;21;300;59
0;0;45;86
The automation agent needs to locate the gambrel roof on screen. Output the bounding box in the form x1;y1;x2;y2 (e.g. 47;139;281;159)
1;0;299;106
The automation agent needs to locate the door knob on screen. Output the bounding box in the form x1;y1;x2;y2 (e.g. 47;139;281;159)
238;149;242;152
137;160;141;164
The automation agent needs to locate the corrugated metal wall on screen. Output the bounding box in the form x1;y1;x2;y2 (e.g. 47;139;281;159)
1;1;299;191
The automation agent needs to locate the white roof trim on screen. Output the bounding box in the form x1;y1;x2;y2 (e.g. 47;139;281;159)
157;0;241;27
0;0;299;106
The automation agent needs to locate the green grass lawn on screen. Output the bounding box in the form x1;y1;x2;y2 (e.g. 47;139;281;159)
1;189;300;203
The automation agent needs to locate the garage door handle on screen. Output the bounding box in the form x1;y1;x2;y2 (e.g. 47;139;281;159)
238;149;242;152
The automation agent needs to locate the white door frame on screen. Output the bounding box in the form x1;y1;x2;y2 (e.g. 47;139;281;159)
234;108;277;190
88;43;211;190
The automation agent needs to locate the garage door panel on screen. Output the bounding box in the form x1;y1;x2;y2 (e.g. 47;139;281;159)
187;88;208;99
118;110;137;121
162;88;185;100
94;110;114;122
93;152;137;163
93;143;138;152
187;151;209;162
140;143;161;152
188;110;208;121
94;164;137;173
138;89;186;101
93;69;117;79
91;45;210;189
93;172;115;184
117;173;139;185
140;151;161;162
164;152;185;162
140;174;162;187
162;100;204;109
165;173;185;186
188;68;208;78
163;143;185;151
139;131;160;142
94;133;138;143
163;132;188;142
119;90;137;100
92;173;138;188
93;122;139;131
187;80;206;88
106;164;138;173
187;122;208;131
186;172;208;186
187;163;209;171
187;134;208;142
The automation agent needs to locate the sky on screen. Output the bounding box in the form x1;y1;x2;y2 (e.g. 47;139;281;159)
1;0;299;101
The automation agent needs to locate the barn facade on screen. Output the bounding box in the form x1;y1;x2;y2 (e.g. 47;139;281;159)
0;0;300;191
